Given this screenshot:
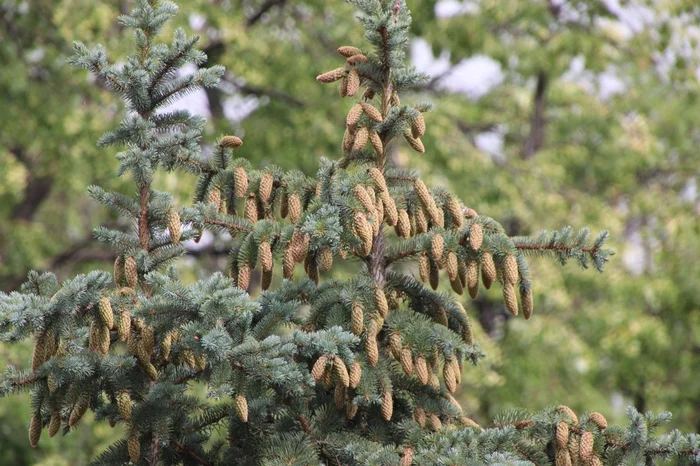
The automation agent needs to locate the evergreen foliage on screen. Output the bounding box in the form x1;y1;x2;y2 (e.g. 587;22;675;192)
0;1;697;465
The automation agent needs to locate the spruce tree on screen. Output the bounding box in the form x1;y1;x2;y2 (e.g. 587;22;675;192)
1;1;698;465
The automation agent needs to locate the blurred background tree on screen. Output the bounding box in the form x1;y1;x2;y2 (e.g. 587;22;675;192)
1;0;698;463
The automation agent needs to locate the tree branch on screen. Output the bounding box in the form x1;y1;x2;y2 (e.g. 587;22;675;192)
521;71;548;159
246;0;288;28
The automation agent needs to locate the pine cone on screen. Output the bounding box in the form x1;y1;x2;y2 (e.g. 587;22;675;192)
283;246;295;279
98;324;111;355
349;361;362;388
481;252;496;289
555;449;573;466
400;348;414;376
556;405;579;425
117;390;132;421
404;130;425;153
346;103;363;128
69;394;89;427
161;332;172;361
374;287;389;319
467;259;479;299
48;411;60;438
445;393;462;413
401;446;414;466
556;421;569;448
28;414;41;447
339;76;348;97
259;172;274;204
337;46;363;57
411;112;426;138
415;207;428;233
244;193;258;223
118;307;131;342
396;209;410;238
446;196;462;228
521;287;534;320
125;256;138;288
414;407;426;427
261;269;272;290
346;400;358;420
342;128;353;152
360;102;382;122
353;211;373;256
366;335;379;366
128;433;140;463
589;412;608;430
444;361;457;393
98;296;114;329
166;208;181;243
429;258;439;291
387;332;402;358
288;192;302;224
208;186;222;211
234;394;249;422
346;69;360;96
238;263;251;290
31;335;46;372
428;413;442;431
419;253;430;283
381;388;393;421
334;357;350;387
113;255;125;286
220;135;243;148
580;431;594;462
504;254;519;285
316;67;346;83
431;233;445;262
469;223;483;250
368;167;387;192
503;282;518;316
259;239;273;272
334;383;346;409
446;251;459;281
415;355;429;385
311;355;329;382
369;130;383;156
380;191;398;226
234;166;249;198
352;126;369;151
353;184;375;213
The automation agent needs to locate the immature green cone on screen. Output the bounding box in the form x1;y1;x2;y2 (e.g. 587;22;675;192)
349;360;362;388
481;252;496;289
117;390;132;421
194;353;207;371
166;208;181;243
98;296;114;329
350;302;364;336
431;233;445;263
346;103;363;128
128;433;140;463
316;67;345;83
220;135;243;148
360;102;383;122
521;287;533;320
503;282;518;316
238;263;251;290
234;166;249;198
381;388;393;421
125;256;138;288
396;209;410;238
400;348;414;376
118;306;131;342
368;167;387;192
469;223;483;250
181;349;196;369
48;411;60;438
337;45;362;57
352;126;368;151
69;394;89;427
29;414;41;447
504;254;519;285
411;112;426;138
418;253;430;283
580;431;594;462
556;421;569;448
467;259;479;299
346;68;360;96
589;412;608;429
415;355;429;385
403;129;425;153
369;129;383;155
311;355;328;382
244;193;258;223
114;255;125;286
334;357;350;387
141;325;155;354
334;383;346;409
